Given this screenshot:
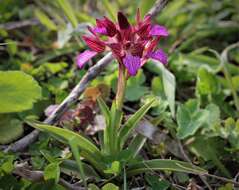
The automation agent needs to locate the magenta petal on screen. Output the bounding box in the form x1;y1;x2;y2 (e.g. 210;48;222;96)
147;49;168;64
123;54;141;76
93;26;108;35
150;25;169;37
76;50;98;69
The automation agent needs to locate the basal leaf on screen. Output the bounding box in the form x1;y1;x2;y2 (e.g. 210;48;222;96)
27;121;104;171
127;159;207;176
176;103;209;139
0;71;42;113
0;114;23;144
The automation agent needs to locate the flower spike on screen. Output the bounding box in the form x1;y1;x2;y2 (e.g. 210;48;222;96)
76;9;168;76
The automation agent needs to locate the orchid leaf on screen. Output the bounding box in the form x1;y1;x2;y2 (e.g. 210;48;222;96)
127;159;207;176
97;97;110;126
27;121;104;171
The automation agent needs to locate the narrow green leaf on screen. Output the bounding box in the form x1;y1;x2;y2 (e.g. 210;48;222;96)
110;102;123;154
102;0;117;21
61;159;100;180
118;98;156;149
56;0;78;28
127;159;207;176
127;134;146;159
97;97;110;126
27;121;104;171
28;121;99;154
35;9;57;31
69;137;87;188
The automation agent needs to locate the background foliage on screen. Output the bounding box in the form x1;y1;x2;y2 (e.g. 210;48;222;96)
0;0;239;189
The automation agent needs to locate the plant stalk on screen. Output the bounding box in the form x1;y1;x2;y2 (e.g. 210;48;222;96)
115;62;127;111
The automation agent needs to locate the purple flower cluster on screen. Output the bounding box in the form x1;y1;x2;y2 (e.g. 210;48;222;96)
77;9;168;76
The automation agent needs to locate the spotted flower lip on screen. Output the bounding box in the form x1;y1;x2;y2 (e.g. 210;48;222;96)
76;9;169;76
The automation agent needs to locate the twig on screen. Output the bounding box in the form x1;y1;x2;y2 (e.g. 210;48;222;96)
0;19;40;30
148;0;170;17
204;173;239;186
6;53;113;152
177;140;213;190
13;163;85;190
178;140;239;187
6;0;170;152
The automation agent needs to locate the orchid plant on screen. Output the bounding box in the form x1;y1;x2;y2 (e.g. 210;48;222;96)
28;10;206;188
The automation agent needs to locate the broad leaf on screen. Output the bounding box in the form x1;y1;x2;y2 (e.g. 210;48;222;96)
0;114;23;144
196;67;220;95
0;71;42;113
176;100;209;139
44;162;60;183
102;183;119;190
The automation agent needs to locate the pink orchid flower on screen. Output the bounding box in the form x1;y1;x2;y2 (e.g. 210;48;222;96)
76;9;168;76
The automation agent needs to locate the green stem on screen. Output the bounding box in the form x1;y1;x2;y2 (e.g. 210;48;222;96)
115;63;127;110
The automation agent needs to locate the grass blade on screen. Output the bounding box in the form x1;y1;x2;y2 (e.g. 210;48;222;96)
35;9;57;31
56;0;78;28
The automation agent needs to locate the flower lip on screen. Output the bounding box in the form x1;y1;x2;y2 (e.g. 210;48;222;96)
76;9;169;76
117;11;130;30
123;54;141;76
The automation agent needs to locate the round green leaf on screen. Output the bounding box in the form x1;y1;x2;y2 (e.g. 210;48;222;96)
0;114;23;144
0;71;42;113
